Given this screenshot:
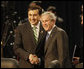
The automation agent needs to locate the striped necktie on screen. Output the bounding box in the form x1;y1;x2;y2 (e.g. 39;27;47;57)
33;26;38;43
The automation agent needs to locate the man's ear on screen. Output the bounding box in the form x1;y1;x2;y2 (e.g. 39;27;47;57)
51;19;55;24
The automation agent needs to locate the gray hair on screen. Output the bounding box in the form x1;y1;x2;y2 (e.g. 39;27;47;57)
41;11;57;21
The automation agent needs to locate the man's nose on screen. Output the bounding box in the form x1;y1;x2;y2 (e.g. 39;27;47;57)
31;15;34;18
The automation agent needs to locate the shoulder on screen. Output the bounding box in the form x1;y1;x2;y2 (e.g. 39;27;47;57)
16;21;30;33
55;26;68;37
57;26;64;32
17;18;29;29
17;23;27;29
57;27;66;33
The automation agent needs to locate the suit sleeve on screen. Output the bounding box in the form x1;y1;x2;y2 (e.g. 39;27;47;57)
13;26;30;61
57;30;72;68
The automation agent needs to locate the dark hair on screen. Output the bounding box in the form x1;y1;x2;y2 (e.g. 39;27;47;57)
47;6;56;14
28;5;42;15
29;1;42;7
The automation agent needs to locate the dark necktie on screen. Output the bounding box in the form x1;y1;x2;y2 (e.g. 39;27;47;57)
46;32;49;41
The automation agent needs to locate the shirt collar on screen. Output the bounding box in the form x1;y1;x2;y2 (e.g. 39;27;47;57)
31;21;40;29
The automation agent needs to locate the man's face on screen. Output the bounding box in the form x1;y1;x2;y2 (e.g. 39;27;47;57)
41;14;54;31
28;9;40;25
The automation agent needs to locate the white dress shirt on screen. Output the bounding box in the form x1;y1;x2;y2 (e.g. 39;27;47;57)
46;25;56;41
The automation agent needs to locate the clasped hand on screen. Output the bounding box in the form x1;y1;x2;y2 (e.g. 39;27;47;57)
29;54;40;64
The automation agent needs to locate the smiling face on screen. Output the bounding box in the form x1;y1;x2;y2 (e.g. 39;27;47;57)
41;14;55;31
28;9;40;25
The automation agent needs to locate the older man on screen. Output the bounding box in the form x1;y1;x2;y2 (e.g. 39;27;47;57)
40;12;72;68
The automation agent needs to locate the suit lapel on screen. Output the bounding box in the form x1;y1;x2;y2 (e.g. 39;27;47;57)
45;26;58;54
25;21;45;48
25;22;37;47
35;23;47;53
38;23;44;44
25;21;46;52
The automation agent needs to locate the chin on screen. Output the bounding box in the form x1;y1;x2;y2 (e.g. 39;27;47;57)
44;29;48;31
31;23;36;25
32;23;35;25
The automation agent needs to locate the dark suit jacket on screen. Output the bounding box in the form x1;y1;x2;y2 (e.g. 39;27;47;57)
13;20;46;68
44;26;72;68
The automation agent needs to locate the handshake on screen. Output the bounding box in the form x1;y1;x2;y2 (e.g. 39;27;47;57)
29;54;40;65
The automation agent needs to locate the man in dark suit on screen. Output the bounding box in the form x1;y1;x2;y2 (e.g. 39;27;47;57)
40;12;72;68
13;5;45;68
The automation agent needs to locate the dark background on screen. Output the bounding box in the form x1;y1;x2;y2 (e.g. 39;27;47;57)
1;1;83;59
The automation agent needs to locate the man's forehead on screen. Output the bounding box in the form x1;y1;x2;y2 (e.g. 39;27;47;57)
28;9;39;14
41;14;49;18
28;9;39;12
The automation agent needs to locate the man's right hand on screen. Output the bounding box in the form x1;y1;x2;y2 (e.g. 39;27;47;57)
29;54;40;64
72;57;80;65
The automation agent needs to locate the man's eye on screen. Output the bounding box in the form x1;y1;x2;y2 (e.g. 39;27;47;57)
33;14;37;16
29;14;32;16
